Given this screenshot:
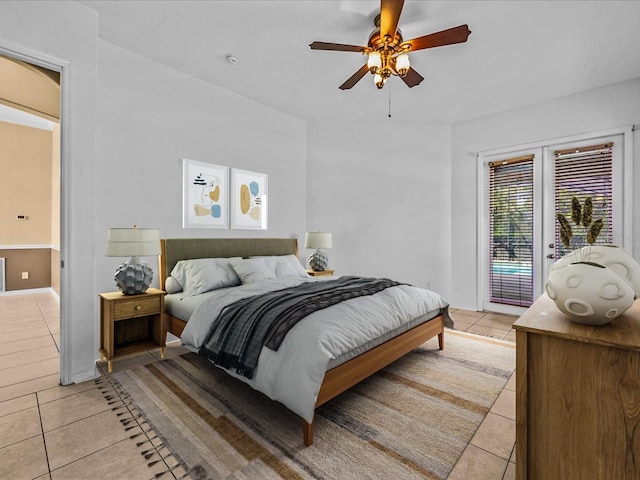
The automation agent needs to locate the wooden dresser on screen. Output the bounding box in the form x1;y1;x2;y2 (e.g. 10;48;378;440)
513;293;640;480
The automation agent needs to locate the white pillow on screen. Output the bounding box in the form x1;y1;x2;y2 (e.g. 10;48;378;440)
229;257;277;284
250;254;309;279
170;257;241;297
164;276;183;294
280;254;311;278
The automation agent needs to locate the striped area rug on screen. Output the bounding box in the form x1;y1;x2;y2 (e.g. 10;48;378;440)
112;330;515;480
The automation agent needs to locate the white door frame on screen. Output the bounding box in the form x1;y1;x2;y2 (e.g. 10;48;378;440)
0;40;71;384
477;126;633;315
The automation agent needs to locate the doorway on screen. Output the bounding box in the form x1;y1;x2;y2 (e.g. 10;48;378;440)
478;128;632;315
0;51;63;390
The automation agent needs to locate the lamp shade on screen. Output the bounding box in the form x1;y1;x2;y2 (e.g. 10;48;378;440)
395;53;410;76
367;51;381;71
304;231;332;250
105;228;161;257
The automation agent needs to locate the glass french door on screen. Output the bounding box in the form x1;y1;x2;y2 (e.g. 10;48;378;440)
481;148;542;315
480;132;626;315
544;136;623;268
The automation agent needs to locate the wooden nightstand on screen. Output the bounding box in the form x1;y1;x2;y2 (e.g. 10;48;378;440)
306;269;334;277
98;288;166;373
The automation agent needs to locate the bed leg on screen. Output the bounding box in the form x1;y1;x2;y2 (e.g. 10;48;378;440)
438;331;444;350
303;418;314;446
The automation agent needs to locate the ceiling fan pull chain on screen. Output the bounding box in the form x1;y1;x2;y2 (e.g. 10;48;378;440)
388;83;392;118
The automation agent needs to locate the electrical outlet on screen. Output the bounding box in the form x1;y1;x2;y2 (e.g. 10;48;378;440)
22;272;29;280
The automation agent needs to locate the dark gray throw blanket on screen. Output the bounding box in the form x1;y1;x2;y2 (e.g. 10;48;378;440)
199;276;403;379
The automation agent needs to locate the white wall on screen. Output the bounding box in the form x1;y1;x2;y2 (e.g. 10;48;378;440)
307;120;452;297
0;1;307;384
451;77;640;310
0;1;98;383
94;40;308;298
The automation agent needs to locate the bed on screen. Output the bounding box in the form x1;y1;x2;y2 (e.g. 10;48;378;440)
159;237;450;446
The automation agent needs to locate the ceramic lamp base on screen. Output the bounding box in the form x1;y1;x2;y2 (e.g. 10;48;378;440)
309;249;329;271
114;256;153;295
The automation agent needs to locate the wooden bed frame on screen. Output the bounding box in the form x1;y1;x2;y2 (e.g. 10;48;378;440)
159;238;445;446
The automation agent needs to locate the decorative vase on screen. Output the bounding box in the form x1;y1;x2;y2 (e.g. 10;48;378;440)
546;260;635;326
576;245;640;297
308;249;329;271
114;256;154;295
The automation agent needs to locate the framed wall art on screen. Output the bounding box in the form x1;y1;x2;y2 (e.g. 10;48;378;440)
182;159;229;229
230;168;268;230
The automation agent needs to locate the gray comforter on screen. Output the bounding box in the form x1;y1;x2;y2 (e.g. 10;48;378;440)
199;276;403;379
180;277;450;423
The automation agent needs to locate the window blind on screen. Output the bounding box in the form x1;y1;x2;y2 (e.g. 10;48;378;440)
488;155;534;307
554;143;613;258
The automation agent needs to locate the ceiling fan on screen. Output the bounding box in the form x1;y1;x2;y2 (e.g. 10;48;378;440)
309;0;471;90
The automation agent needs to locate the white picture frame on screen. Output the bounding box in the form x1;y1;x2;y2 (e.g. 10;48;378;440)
182;159;229;229
230;168;268;230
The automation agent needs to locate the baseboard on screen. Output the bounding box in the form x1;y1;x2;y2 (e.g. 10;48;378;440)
0;286;56;296
71;367;100;385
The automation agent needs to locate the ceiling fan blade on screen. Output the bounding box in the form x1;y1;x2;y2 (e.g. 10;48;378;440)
309;41;367;53
339;64;370;90
402;24;471;52
380;0;404;41
400;67;424;88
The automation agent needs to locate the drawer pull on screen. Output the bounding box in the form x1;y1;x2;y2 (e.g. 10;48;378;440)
136;305;142;311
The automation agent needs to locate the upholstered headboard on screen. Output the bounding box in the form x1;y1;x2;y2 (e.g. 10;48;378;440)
159;238;299;290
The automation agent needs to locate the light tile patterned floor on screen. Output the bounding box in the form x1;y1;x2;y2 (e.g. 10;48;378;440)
0;293;60;403
0;293;518;479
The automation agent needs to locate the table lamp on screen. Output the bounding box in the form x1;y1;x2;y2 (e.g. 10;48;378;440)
105;226;161;295
304;231;332;271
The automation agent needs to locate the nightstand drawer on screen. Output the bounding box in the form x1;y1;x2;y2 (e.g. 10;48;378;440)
113;296;161;320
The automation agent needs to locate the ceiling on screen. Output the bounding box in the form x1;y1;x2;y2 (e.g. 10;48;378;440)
79;1;640;124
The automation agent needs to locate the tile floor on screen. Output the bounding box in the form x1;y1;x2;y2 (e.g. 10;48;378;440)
0;292;518;479
447;308;517;480
449;308;517;342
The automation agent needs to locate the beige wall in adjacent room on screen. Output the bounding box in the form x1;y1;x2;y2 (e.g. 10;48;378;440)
0;121;54;291
1;248;51;290
0;121;53;244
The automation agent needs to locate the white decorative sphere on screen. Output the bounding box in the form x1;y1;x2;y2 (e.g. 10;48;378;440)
546;261;635;326
578;245;640;297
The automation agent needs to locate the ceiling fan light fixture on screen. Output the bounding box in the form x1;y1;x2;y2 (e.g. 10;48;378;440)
374;73;385;89
309;1;471;90
395;53;410;77
367;51;381;73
